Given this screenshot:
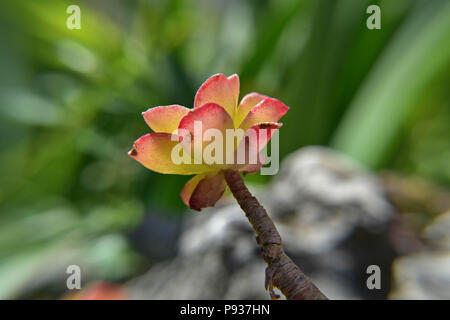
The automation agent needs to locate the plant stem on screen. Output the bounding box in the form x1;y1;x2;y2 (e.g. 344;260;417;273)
223;169;328;300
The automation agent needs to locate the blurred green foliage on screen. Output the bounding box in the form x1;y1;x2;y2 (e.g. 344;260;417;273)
0;0;448;298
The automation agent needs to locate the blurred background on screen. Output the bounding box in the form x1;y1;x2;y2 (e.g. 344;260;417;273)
0;0;449;299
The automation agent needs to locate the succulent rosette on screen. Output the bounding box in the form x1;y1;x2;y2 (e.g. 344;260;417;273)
129;74;288;210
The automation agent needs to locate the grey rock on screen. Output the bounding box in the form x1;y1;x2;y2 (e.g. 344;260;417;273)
390;250;450;299
127;147;397;299
390;210;450;299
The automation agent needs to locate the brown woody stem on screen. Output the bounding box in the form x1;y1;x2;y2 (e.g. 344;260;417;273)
223;169;328;300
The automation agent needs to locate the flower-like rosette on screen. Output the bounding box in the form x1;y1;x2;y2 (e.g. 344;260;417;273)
129;73;289;210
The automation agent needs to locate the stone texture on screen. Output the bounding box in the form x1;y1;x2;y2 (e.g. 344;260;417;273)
127;147;397;299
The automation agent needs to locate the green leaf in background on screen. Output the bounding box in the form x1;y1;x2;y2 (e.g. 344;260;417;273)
332;0;450;170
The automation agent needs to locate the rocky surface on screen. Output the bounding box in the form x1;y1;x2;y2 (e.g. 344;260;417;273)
389;210;450;299
127;146;399;299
